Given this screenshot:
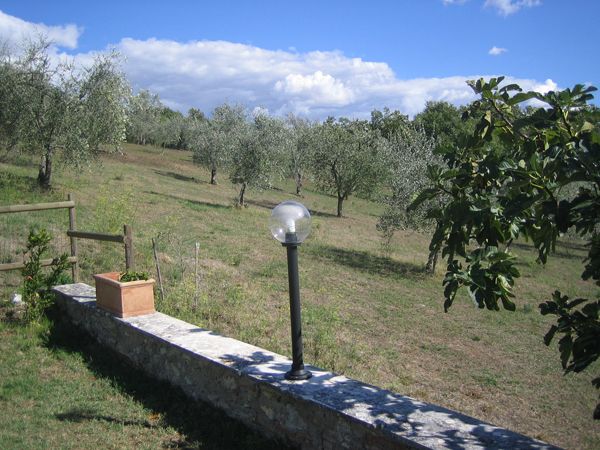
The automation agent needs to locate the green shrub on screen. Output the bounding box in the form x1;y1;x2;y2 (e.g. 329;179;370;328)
119;270;149;282
21;228;71;322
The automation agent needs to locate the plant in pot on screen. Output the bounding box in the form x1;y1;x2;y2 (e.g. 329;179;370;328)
93;270;156;318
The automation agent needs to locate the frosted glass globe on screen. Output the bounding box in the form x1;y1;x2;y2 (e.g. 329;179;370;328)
269;201;312;244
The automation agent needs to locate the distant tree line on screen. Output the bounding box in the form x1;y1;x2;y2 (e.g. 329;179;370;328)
125;88;473;226
126;89;207;150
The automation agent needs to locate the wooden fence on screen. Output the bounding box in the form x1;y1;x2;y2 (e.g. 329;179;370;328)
0;194;133;281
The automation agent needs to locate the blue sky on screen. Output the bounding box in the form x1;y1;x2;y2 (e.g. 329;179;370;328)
0;0;598;118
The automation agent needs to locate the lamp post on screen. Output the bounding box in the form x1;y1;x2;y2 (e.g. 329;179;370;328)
269;201;312;380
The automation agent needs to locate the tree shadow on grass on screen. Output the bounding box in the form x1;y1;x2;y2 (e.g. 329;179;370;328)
245;198;338;218
216;350;551;450
0;171;39;191
306;244;426;279
244;199;280;210
56;407;157;429
44;310;289;450
511;240;586;261
307;209;338;219
145;191;231;211
556;239;588;252
0;152;35;167
154;170;207;184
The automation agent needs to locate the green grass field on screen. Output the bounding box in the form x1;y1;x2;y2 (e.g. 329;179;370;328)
0;307;284;449
1;144;599;449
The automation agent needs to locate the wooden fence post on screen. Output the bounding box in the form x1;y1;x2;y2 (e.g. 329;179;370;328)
152;238;165;303
1;198;134;277
0;198;76;274
68;193;79;282
124;224;133;271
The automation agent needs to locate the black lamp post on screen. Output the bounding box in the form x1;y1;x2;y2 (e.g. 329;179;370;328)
270;201;312;381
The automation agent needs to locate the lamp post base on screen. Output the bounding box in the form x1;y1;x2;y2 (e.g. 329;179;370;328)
285;368;312;381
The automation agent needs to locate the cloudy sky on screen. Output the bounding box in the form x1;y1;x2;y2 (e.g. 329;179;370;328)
0;0;598;118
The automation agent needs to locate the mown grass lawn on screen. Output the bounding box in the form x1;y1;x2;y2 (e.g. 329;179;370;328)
0;306;285;449
1;144;599;449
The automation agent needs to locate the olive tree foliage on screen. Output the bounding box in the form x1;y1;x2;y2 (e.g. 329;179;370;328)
190;104;245;185
180;107;206;150
411;77;600;416
127;97;205;151
126;89;162;146
285;113;315;196
228;111;291;206
413;101;467;152
378;125;439;232
154;108;186;149
370;107;409;139
187;107;206;122
311;118;389;217
377;124;445;270
0;46;21;156
0;39;129;188
77;54;129;154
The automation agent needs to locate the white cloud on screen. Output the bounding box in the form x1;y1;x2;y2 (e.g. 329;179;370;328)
521;78;558;108
484;0;542;16
442;0;468;5
0;10;82;49
86;37;560;119
529;78;557;95
275;71;355;106
111;37;557;118
114;38;400;117
489;46;508;55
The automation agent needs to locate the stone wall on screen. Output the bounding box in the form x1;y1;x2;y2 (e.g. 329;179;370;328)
53;283;559;450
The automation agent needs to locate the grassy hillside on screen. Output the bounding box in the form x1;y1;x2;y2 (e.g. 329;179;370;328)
1;144;599;449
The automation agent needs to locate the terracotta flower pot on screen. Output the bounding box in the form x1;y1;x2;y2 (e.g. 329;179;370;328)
93;272;156;318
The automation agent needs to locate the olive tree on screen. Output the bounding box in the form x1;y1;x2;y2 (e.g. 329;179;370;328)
285;113;315;196
0;48;21;156
377;124;443;270
153;108;186;149
228;111;290;206
126;89;162;146
191;104;245;185
413;101;467;152
411;77;600;416
311;118;388;217
4;40;129;188
370;107;409;139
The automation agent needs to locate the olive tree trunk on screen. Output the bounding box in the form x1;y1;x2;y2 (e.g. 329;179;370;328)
425;248;439;274
237;182;247;207
425;230;442;274
295;172;303;196
37;147;53;189
337;194;344;218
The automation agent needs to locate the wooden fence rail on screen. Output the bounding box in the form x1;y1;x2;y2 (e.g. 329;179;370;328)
0;200;75;214
67;230;125;243
67;225;134;270
0;257;78;272
0;194;134;280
